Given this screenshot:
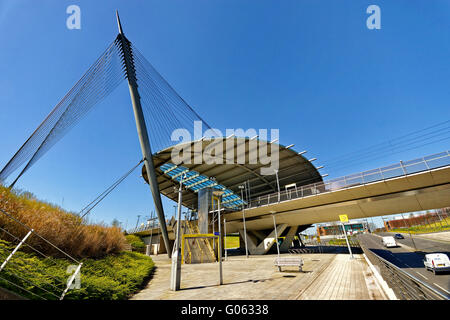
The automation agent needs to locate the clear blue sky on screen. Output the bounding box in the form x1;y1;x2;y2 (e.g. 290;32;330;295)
0;1;449;229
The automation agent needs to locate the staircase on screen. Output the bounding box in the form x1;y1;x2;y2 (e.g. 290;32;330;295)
182;220;216;264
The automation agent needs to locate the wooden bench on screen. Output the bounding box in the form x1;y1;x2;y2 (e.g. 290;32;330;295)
274;257;304;272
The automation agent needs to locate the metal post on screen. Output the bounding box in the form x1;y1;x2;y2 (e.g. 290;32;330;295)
246;180;251;206
60;262;82;300
116;12;172;258
382;217;388;231
399;160;407;175
272;214;280;258
170;175;184;291
224;217;227;261
239;185;249;258
275;170;280;202
217;195;223;285
401;213;417;251
341;223;353;259
149;211;154;254
0;229;33;272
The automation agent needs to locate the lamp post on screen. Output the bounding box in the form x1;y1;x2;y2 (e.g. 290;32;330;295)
239;185;249;258
401;212;417;251
224;217;227;261
149;211;154;254
170;174;185;291
274;170;280;202
213;190;224;285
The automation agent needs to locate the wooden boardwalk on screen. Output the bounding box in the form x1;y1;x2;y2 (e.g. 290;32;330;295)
131;253;386;300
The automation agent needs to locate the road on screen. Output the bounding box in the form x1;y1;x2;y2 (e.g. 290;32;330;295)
377;231;450;253
358;233;450;298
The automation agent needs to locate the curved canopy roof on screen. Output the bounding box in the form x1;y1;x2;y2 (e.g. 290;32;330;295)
142;137;323;210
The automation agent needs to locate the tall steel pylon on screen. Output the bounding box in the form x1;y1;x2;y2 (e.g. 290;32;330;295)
116;11;172;258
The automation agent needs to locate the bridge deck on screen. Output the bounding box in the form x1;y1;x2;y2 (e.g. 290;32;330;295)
131;253;386;300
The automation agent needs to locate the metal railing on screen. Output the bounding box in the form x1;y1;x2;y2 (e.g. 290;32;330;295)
128;220;160;234
248;150;450;209
360;243;449;300
0;208;82;300
289;236;361;254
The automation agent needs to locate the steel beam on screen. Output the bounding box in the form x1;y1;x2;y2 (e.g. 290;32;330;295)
116;12;172;257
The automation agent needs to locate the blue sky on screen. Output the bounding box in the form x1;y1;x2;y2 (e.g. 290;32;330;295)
0;1;449;229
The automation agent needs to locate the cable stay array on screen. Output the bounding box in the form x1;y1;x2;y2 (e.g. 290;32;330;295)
320;119;450;174
79;159;144;219
0;35;214;188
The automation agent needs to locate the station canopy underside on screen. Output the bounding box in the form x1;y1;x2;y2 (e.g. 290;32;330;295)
142;137;323;211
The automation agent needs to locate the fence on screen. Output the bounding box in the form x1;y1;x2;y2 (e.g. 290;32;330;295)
0;208;82;300
248;150;450;209
288;235;361;254
360;243;449;300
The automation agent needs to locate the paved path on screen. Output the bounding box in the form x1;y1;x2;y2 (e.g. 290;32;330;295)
132;253;385;300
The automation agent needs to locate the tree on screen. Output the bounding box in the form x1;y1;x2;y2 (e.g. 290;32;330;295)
111;219;121;229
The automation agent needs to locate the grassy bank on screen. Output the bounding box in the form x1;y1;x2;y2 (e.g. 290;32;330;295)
388;217;450;234
327;237;359;246
0;239;154;300
0;185;126;258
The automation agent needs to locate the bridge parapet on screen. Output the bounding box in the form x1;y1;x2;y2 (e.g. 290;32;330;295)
247;151;450;209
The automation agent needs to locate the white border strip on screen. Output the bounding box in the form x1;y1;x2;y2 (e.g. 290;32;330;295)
363;253;397;300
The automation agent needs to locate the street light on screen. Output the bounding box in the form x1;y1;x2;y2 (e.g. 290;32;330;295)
213;189;225;285
274;169;280;202
170;173;186;291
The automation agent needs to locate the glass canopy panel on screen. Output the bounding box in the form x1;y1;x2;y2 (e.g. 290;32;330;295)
158;162;245;209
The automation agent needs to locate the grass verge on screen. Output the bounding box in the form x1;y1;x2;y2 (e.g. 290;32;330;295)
388;219;450;234
0;239;154;300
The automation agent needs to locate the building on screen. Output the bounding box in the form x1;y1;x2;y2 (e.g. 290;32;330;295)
316;220;368;236
384;208;449;230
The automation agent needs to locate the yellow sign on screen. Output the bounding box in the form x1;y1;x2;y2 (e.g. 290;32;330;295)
339;214;349;223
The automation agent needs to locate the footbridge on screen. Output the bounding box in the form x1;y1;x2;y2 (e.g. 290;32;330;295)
225;150;450;232
136;149;450;255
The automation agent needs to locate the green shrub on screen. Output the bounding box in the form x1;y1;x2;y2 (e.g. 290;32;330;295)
0;239;154;300
125;234;145;252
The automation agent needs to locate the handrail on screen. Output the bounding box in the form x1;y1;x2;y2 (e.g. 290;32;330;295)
247;150;450;210
190;221;216;260
360;244;449;300
0;208;82;300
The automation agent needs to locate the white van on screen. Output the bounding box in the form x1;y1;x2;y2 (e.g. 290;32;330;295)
423;253;450;274
382;236;398;248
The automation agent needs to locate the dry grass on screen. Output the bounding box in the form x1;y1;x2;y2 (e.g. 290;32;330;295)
0;186;126;259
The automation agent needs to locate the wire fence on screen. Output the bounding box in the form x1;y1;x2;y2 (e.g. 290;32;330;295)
0;208;82;300
248;150;450;209
360;243;449;300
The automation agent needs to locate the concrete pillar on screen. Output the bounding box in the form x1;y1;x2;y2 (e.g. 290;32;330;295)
279;226;298;252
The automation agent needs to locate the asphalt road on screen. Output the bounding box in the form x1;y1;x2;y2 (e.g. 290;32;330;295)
358;233;450;298
377;232;450;253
